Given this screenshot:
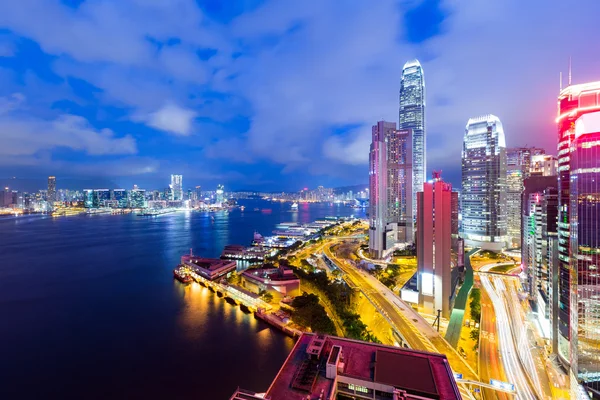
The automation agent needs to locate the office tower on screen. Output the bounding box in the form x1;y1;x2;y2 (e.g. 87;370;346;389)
399;59;426;226
129;189;147;209
230;333;462;400
369;121;396;258
557;80;600;394
195;186;202;201
417;172;453;318
113;189;128;208
506;147;546;248
171;175;183;201
461;115;507;251
522;187;558;340
47;176;56;203
389;128;413;243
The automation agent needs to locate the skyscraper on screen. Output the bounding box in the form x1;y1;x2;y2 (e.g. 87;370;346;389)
369;121;393;258
171;175;183;201
388;128;413;243
417;172;453;318
461;115;507;251
399;59;425;228
556;80;600;394
216;184;225;206
47;176;56;203
506;147;546;248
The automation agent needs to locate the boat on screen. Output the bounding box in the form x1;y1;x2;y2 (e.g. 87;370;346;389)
173;267;192;284
240;205;245;211
291;202;298;210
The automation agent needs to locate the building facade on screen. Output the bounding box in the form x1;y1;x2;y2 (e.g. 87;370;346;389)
556;80;600;395
388;128;413;243
399;59;425;228
461;115;507;251
129;189;146;209
417;173;453;318
47;176;56;203
369;121;393;258
171;175;183;201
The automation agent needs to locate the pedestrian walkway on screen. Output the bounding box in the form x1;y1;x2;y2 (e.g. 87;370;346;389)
445;249;477;347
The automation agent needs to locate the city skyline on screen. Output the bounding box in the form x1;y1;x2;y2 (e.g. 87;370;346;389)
1;2;599;191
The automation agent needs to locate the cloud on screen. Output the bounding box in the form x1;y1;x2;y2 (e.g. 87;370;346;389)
137;102;197;135
0;94;137;157
322;127;371;166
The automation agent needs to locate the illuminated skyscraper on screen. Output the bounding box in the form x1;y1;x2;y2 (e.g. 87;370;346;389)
506;147;546;248
461;115;507;251
556;80;600;396
47;176;56;203
399;59;425;228
129;188;147;209
216;184;225;206
171;175;183;201
388;128;413;243
417;172;453;318
369;121;394;258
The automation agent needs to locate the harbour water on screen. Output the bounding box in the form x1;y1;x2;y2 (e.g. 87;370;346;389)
0;199;365;399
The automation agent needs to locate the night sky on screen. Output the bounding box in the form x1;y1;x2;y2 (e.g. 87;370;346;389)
1;0;599;191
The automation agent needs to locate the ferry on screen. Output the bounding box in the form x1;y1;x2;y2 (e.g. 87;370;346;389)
173;266;193;284
290;202;298;210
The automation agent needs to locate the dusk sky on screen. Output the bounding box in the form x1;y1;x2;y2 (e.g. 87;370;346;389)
1;0;599;191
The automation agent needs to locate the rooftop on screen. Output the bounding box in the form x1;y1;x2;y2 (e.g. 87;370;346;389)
181;255;236;271
264;333;460;400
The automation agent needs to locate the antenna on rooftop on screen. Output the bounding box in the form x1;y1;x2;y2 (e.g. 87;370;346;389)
568;57;572;86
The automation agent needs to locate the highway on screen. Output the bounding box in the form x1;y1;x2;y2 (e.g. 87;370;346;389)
480;274;547;400
479;280;510;400
324;244;479;382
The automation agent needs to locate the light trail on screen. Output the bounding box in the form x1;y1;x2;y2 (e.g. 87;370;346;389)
480;275;537;399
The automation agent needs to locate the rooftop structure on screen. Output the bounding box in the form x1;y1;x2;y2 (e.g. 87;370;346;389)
181;253;236;281
231;333;461;400
241;266;300;300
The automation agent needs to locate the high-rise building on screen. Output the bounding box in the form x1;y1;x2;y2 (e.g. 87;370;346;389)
369;121;397;258
129;189;147;209
389;128;413;243
216;184;225;206
93;189;110;208
399;60;425;227
83;189;94;208
506;147;546;248
461;115;507;251
417;172;453;318
171;175;183;201
556;80;600;394
195;186;202;201
47;176;56;203
113;189;128;208
522;187;558;342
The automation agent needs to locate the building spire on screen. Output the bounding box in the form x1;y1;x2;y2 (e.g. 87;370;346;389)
559;71;563;91
568;56;572;86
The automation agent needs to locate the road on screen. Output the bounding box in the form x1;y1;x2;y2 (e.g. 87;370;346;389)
480;273;550;399
324;244;479;382
479;281;510;400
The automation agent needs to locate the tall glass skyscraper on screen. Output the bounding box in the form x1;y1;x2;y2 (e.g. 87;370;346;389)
556;82;600;392
47;176;56;203
461;115;507;251
171;175;183;201
399;59;425;228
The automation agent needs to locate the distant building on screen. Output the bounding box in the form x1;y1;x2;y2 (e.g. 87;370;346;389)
461;115;507;251
230;333;461;400
171;175;183;201
112;189;128;208
399;59;426;228
47;176;56;203
83;189;94;208
93;189;110;208
129;189;146;209
240;265;300;300
417;172;453;318
530;154;557;176
216;184;225;206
